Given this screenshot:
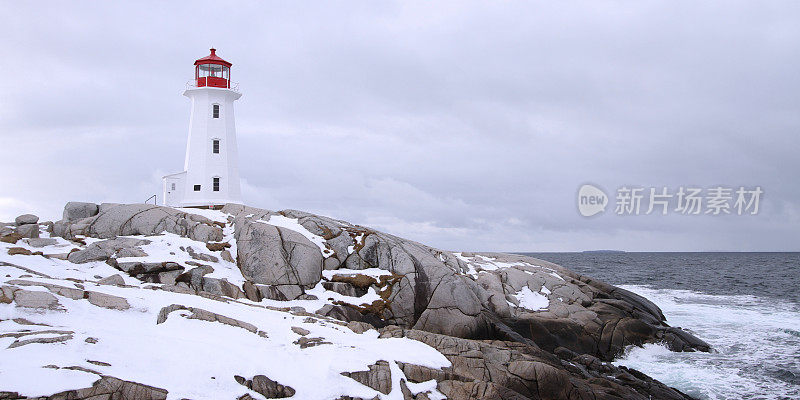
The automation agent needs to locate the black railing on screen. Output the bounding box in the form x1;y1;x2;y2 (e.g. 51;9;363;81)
145;194;157;205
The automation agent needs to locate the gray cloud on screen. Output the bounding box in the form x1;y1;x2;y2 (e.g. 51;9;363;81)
2;1;798;251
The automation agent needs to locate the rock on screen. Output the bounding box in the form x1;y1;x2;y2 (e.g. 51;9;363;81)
201;277;244;299
1;285;16;304
5;279;85;300
0;232;22;244
86;291;130;310
67;237;150;264
113;261;185;285
41;220;54;233
187;246;219;262
234;375;296;398
234;218;322;287
99;202;122;213
322;281;366;297
346;321;374;334
341;361;392;395
24;238;57;248
256;284;303;301
97;274;126;286
155;269;184;285
242;281;261;302
7;247;43;256
662;326;712;353
206;242;231;251
63;201;99;221
293;336;331;349
41;376;167;400
55;203;222;243
291;326;310;336
16;223;39;239
176;266;214;290
13;290;63;311
15;214;38;226
157;304;260;334
8;332;74;349
382;326;690;400
330;274;377;288
220;249;234;262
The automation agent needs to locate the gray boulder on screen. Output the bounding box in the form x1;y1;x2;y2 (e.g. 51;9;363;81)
25;237;57;248
63;202;99;222
98;274;126;286
15;214;39;225
86;291;130;310
256;284;303;301
200;277;244;299
16;223;40;239
68;237;151;264
13;290;63;311
176;265;214;290
56;204;222;243
234;218;322;288
234;375;295;398
32;376;167;400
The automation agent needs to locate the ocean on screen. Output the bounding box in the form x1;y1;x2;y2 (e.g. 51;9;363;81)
520;252;800;400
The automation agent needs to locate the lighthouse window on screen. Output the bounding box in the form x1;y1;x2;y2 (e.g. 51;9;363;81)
170;183;176;191
193;185;201;191
212;104;220;118
210;64;222;77
213;177;220;192
212;139;220;154
198;64;211;78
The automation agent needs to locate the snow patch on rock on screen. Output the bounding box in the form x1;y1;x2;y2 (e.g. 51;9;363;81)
258;215;335;258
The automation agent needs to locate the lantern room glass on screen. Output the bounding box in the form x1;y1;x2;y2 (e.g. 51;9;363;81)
197;64;224;78
196;64;231;87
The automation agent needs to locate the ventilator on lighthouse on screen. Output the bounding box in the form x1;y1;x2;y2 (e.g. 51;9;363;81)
163;48;243;208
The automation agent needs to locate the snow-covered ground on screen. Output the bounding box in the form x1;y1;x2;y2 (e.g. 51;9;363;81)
0;208;574;399
0;222;449;400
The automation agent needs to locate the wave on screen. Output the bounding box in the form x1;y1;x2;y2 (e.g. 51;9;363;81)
614;285;800;400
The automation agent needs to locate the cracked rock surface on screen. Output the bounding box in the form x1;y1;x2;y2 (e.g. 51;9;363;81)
0;202;712;399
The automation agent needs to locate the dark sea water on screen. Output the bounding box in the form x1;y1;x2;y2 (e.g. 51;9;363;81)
520;252;800;400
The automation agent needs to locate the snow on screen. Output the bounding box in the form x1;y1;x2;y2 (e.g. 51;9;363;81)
405;379;446;399
0;257;451;400
116;232;245;286
347;232;365;255
258;215;335;258
322;268;393;280
0;226;452;400
453;252;567;282
305;282;383;306
512;286;550;311
176;208;229;223
178;208;239;265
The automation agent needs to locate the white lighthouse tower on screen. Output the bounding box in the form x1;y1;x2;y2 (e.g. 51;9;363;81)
163;48;243;208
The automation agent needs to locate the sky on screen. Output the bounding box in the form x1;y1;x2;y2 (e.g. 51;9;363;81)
1;1;799;252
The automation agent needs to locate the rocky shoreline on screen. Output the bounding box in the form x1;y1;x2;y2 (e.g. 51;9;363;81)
0;202;711;399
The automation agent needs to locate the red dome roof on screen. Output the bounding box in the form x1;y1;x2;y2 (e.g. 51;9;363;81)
194;48;232;67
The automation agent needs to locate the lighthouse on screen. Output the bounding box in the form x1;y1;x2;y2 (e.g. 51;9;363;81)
163;48;243;208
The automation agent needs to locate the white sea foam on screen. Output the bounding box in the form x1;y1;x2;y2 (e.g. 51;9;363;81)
614;285;800;400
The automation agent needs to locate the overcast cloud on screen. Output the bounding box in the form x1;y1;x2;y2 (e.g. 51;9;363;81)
2;1;799;251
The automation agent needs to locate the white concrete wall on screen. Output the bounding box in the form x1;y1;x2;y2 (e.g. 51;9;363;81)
177;87;243;207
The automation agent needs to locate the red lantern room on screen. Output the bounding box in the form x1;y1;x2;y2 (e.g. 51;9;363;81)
194;48;232;89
